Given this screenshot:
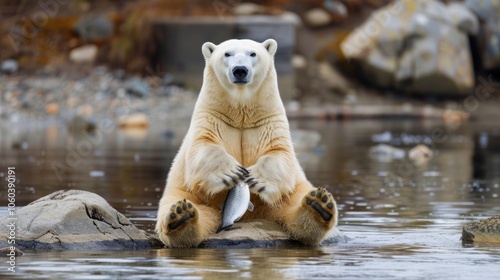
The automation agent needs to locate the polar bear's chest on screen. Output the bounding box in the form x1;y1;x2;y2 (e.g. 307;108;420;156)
218;125;269;167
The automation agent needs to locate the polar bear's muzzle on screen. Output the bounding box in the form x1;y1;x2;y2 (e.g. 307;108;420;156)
230;66;250;85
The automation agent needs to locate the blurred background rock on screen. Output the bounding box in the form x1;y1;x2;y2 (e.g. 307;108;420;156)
0;0;498;123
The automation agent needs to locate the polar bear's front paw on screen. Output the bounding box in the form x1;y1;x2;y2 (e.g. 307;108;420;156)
167;199;197;231
204;165;249;195
304;187;336;224
245;177;281;205
245;177;265;192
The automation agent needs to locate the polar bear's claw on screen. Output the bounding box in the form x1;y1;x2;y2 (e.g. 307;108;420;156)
237;166;249;176
221;168;248;189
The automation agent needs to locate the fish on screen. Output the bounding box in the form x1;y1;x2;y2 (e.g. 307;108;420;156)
216;182;254;233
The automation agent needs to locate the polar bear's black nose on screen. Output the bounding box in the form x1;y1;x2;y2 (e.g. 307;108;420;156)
232;66;248;79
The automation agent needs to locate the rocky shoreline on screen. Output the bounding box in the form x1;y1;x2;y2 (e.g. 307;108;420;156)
0;67;198;129
0;66;466;128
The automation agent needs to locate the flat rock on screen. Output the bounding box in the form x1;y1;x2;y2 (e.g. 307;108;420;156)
0;190;162;250
0;190;348;250
462;216;500;244
200;219;349;248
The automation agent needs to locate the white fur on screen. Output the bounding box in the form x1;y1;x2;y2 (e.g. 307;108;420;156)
156;39;337;248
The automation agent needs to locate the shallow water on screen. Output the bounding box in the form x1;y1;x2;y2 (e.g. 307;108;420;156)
1;119;499;279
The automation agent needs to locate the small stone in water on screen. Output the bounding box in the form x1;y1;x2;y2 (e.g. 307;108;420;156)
12;141;29;150
423;171;440;177
90;170;105;177
377;171;389;177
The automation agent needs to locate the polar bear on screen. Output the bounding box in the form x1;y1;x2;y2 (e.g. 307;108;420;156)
156;39;337;247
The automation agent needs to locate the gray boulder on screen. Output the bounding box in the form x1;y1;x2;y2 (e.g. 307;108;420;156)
341;0;475;95
73;16;114;41
465;0;500;70
0;190;162;250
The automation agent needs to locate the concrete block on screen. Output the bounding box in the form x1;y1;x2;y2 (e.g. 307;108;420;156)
153;16;296;100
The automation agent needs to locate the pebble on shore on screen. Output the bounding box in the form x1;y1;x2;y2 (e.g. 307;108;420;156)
118;113;150;129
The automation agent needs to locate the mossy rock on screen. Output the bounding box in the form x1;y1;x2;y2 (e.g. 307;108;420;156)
462;216;500;244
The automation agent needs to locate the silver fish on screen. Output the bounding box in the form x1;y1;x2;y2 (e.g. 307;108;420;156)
216;182;254;233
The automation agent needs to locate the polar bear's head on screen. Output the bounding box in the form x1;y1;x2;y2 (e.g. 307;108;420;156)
201;39;278;95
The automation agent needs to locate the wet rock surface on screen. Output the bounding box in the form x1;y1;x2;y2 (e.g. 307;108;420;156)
0;190;348;250
462;216;500;244
201;219;348;248
0;190;163;250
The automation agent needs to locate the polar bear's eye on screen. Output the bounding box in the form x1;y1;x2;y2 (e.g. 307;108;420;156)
224;52;231;57
250;52;256;57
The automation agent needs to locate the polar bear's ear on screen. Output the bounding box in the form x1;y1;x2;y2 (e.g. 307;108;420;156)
202;42;217;59
262;39;278;56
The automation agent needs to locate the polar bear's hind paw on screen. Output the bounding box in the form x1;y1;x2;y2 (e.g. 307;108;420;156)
306;188;335;222
168;199;196;230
